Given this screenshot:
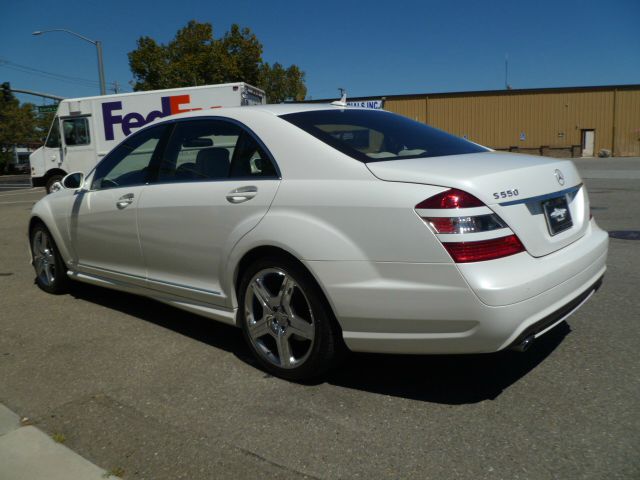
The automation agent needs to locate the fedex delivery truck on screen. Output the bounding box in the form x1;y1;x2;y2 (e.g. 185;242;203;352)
30;82;266;192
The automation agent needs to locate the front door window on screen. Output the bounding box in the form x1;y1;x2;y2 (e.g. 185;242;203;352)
45;117;61;148
92;124;168;190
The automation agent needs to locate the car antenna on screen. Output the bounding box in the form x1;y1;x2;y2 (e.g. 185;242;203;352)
331;88;347;107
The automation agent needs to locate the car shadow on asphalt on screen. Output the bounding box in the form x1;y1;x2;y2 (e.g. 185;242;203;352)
324;324;569;404
68;281;569;405
67;281;252;359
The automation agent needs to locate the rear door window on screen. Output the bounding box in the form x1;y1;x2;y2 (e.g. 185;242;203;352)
155;119;278;183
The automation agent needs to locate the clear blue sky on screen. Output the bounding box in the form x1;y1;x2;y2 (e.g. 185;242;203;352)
1;0;639;104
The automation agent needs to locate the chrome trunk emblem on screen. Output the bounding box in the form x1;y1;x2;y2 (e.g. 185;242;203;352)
550;207;568;222
554;169;565;186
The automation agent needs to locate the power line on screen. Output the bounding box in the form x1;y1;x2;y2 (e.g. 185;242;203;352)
0;57;100;84
0;58;100;88
0;57;131;92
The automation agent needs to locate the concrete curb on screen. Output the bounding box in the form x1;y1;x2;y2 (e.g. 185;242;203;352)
0;404;111;480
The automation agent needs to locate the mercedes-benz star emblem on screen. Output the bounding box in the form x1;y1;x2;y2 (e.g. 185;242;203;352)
554;169;565;186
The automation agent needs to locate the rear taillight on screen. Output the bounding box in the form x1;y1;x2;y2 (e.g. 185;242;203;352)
415;188;484;209
442;235;525;263
426;214;507;234
416;188;526;263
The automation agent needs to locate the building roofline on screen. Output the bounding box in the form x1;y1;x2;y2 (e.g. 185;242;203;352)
310;83;640;102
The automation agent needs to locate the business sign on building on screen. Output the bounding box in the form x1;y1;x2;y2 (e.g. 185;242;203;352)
347;99;384;109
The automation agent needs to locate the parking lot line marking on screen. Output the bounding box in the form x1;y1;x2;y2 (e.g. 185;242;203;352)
0;200;40;205
0;189;41;197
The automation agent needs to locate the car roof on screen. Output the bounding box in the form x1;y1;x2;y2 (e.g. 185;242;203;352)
178;102;373;119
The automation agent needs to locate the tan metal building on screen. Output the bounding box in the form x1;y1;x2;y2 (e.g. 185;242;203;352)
343;84;640;157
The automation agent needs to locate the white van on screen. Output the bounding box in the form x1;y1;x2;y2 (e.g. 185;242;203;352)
30;82;266;192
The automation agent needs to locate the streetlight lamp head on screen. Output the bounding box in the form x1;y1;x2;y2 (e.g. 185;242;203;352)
30;27;106;95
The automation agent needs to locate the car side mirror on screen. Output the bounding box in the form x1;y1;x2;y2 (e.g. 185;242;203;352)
61;171;85;190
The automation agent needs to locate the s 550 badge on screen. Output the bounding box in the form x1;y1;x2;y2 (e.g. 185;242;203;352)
493;189;519;200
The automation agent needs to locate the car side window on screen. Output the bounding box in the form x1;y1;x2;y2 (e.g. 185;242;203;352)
229;131;278;178
62;117;91;146
92;124;168;190
154;119;278;183
157;120;241;183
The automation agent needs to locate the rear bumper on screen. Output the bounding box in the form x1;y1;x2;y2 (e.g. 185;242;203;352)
306;222;608;354
507;276;603;350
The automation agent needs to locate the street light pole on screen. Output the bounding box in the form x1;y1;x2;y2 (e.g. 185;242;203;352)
32;29;106;95
95;40;106;95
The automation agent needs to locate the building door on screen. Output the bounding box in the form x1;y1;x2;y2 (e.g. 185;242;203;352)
581;129;595;157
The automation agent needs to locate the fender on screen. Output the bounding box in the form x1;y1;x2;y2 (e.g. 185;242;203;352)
223;209;371;311
29;194;75;268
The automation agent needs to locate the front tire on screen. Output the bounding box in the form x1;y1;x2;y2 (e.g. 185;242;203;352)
31;223;69;294
45;175;64;194
238;256;344;381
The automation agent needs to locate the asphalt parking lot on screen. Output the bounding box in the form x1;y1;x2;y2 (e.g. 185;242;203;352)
0;175;31;192
0;158;638;480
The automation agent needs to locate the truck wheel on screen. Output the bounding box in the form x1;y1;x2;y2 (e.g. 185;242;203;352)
45;175;64;194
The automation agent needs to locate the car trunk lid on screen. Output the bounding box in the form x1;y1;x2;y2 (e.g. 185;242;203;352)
366;151;589;257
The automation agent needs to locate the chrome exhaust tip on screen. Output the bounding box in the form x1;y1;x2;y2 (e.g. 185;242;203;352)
511;335;534;352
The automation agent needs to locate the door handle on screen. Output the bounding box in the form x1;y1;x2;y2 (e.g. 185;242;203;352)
226;186;258;204
116;193;135;209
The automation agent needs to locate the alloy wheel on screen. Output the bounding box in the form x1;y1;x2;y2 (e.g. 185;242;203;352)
32;229;57;287
244;268;315;369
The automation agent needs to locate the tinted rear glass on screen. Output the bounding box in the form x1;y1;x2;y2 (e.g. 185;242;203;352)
281;109;487;162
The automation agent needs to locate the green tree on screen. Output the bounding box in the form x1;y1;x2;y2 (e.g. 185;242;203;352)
259;62;307;103
0;89;40;173
128;20;306;103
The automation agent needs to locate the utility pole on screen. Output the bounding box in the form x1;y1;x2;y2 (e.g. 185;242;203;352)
505;53;512;90
112;81;120;94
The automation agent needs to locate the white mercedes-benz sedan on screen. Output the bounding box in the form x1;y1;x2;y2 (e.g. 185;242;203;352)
29;104;608;380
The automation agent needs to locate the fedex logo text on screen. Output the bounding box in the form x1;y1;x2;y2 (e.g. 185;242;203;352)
102;95;214;140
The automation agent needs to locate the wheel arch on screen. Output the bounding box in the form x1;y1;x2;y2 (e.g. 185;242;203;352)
44;168;68;192
28;208;73;269
232;245;343;335
44;168;67;183
28;216;47;262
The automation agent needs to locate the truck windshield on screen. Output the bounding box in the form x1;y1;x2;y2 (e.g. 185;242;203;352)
280;109;487;162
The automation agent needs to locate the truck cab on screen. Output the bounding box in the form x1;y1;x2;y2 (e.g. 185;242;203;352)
30;82;266;192
31;114;92;191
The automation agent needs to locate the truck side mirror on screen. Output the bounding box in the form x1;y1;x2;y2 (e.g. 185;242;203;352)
62;172;85;190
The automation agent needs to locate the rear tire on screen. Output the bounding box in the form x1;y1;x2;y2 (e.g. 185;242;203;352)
238;256;345;381
30;223;69;294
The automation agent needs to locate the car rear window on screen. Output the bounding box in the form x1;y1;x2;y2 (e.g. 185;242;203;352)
280;109;487;163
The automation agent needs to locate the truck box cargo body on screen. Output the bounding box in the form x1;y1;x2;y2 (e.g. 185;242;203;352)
30;83;266;191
